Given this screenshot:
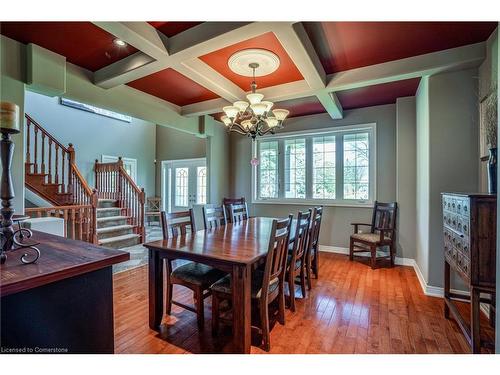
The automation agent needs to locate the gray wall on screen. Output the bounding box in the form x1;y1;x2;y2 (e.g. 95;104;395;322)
396;96;417;260
206;117;231;205
1;35;26;213
25;90;157;196
230;104;397;250
155;124;206;195
416;69;480;288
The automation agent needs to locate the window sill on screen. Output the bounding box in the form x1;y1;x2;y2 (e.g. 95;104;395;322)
251;199;374;208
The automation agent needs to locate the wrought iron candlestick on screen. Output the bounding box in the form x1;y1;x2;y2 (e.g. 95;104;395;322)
0;102;40;264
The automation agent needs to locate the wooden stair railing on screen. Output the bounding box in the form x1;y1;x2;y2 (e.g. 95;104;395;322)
25;205;96;243
94;157;146;243
24;114;98;244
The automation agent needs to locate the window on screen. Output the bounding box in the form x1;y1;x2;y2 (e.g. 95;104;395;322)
175;168;189;207
253;124;375;206
197;166;207;204
258;141;279;199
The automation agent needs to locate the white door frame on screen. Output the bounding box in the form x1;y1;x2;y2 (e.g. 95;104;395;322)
160;157;208;212
101;154;138;182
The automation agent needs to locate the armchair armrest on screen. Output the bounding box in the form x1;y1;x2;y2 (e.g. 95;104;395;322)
350;222;372;234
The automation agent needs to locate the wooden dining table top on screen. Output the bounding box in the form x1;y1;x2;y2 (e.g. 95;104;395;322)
143;217;297;266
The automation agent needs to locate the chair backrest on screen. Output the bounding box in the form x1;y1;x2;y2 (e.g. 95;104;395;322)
261;214;293;297
370;201;397;237
147;197;161;212
229;203;248;223
289;209;312;268
203;205;227;230
223;197;247;222
308;206;323;252
160;209;195;239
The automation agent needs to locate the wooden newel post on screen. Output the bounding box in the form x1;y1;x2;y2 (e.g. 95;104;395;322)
91;188;98;245
117;157;124;207
94;159;99;192
67;143;75;203
140;188;146;242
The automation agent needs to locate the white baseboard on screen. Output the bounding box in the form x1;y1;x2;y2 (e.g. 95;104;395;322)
319;245;414;267
319;245;491;317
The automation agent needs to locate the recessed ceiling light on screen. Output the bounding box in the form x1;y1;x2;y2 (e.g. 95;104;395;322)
113;38;127;47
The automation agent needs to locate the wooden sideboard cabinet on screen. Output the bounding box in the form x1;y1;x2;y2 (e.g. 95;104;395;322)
442;192;496;353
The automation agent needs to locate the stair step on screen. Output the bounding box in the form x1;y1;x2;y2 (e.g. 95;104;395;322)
97;215;129;222
96;224;134;234
28;173;48;177
98;199;119;209
98;199;118;203
96;207;122;218
98;233;141;249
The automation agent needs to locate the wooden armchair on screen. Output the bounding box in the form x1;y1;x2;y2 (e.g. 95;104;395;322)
349;201;398;269
145;197;161;226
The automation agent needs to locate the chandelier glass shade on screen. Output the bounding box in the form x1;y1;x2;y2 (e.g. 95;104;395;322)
221;63;289;139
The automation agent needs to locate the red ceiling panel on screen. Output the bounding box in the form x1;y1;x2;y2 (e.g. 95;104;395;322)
127;68;219;106
148;22;202;37
273;96;326;118
199;32;304;91
303;22;497;74
0;22;138;72
336;78;421;110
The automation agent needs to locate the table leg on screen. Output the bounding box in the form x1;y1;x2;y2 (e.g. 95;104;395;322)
148;248;164;331
471;286;481;353
444;260;450;319
231;263;251;354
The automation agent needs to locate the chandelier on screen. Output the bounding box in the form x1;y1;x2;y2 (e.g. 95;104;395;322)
220;62;289;139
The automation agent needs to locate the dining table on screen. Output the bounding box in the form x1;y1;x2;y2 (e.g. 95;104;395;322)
143;216;297;354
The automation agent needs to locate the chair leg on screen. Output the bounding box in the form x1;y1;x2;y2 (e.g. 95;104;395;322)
306;251;312;290
370;245;377;269
313;247;319;279
260;301;270;352
165;261;173;315
211;293;219;336
194;288;204;330
299;266;307;299
288;269;296;312
278;282;286;326
349;238;354;261
389;244;395;267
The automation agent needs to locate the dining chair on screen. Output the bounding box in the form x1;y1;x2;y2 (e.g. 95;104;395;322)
228;203;249;223
349;201;398;269
286;209;312;311
222;197;247;222
210;214;293;352
203;205;227;229
305;206;323;289
145;196;161;226
160;210;227;329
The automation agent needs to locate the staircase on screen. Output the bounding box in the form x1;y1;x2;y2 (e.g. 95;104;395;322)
24;114;146;249
96;198;141;249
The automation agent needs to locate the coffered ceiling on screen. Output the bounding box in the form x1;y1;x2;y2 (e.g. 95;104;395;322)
0;21;497;120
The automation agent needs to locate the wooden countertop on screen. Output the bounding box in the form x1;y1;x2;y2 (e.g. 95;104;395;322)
0;231;130;297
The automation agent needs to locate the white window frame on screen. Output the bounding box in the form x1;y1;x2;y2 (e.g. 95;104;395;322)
251;123;377;207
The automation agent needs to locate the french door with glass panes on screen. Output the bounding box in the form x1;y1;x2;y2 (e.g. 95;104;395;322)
165;158;207;212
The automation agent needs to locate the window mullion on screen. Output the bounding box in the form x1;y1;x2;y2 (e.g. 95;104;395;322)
305;137;313;199
278;139;285;199
336;134;344;201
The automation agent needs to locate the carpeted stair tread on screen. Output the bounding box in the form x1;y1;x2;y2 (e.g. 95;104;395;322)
96;224;134;234
98;233;140;245
96;215;129;222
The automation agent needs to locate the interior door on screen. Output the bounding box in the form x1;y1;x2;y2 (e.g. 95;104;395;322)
168;159;207;212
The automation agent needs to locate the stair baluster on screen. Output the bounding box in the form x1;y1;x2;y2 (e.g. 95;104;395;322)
34;126;38;174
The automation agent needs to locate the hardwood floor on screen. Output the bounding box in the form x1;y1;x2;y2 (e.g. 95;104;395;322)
113;252;492;354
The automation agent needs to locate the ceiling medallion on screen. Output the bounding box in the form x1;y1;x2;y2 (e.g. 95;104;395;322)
220;62;289;140
228;49;280;77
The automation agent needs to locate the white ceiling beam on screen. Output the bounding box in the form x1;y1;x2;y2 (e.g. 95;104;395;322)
174;58;246;103
316;92;343;119
92;22;169;60
181;97;231;117
93;22;282;89
273;23;326;90
326;41;486;91
181;41;487;116
273;23;345;118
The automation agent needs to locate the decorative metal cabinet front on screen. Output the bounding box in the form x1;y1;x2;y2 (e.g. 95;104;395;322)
442;193;496;353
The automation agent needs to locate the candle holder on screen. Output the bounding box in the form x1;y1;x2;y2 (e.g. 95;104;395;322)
0;102;40;265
